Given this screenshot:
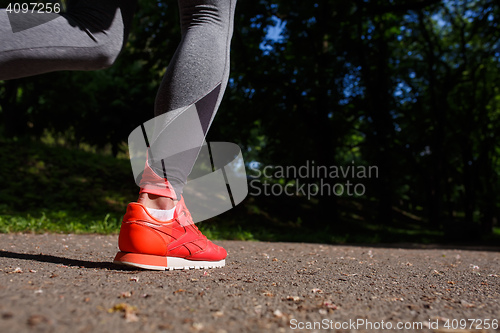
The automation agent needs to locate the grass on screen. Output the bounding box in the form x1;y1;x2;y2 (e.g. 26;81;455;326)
0;209;122;234
1;137;499;245
0;136;135;234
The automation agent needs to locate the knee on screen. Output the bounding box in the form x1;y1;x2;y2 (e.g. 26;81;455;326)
71;5;127;70
90;41;122;70
179;0;235;32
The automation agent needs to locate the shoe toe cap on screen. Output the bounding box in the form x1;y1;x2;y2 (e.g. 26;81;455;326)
190;240;227;261
217;244;227;259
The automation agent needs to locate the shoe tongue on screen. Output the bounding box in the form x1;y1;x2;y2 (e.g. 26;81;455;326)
170;201;204;236
177;215;192;227
173;203;182;219
174;205;192;227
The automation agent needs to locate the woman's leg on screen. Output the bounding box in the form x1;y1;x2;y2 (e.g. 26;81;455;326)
115;0;237;270
0;0;237;270
0;0;136;80
138;0;237;204
1;0;235;204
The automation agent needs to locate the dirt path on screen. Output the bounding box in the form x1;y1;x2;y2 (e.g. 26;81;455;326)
0;234;498;333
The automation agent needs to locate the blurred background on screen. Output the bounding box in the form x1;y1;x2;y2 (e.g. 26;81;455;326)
1;0;499;244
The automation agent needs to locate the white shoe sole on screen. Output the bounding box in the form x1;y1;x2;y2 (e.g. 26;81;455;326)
114;256;226;271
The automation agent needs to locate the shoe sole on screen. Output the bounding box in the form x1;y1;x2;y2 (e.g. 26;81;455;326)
113;251;225;271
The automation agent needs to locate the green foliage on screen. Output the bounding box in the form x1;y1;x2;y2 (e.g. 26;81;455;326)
0;137;137;234
1;0;499;242
217;0;500;238
0;211;122;234
0;139;468;244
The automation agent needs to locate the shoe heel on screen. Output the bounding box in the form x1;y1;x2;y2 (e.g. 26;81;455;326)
114;251;168;270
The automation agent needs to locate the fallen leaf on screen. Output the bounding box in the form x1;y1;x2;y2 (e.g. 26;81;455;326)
213;311;224;318
158;324;173;330
389;297;404;301
125;312;139;323
27;314;50;326
2;312;13;319
9;267;22;274
119;291;132;298
322;301;338;310
460;300;475;308
430;316;449;322
273;309;283;318
108;303;134;313
107;303;139;322
192;323;203;331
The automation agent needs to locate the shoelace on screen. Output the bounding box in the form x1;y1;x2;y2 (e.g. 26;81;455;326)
178;208;206;239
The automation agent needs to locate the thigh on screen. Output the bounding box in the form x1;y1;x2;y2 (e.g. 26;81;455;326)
0;0;136;79
0;2;115;52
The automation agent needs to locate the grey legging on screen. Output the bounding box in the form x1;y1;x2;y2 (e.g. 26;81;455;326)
0;0;237;198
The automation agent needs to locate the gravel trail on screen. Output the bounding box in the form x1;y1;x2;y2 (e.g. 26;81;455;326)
0;234;499;332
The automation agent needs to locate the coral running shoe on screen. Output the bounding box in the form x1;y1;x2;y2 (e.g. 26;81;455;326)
113;196;227;270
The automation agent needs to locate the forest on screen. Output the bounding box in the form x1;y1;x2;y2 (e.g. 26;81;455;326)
1;0;499;243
